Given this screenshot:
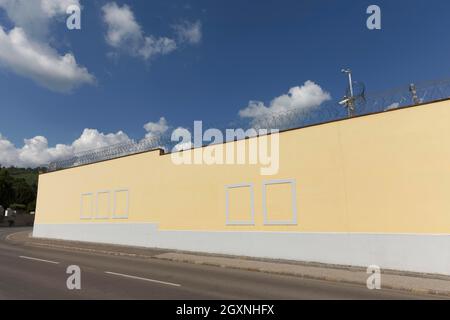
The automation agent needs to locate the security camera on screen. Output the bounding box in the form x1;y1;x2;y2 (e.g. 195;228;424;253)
339;97;351;105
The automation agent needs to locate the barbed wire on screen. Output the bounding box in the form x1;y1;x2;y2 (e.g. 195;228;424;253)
47;134;169;171
47;78;450;172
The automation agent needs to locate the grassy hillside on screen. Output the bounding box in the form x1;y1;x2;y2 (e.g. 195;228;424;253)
5;167;41;185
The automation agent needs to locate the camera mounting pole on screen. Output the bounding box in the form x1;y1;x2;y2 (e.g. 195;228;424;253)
340;69;355;117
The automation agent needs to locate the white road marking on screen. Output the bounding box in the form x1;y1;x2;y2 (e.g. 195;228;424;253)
19;256;60;265
105;271;181;287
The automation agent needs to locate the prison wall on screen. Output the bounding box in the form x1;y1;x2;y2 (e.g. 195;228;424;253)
33;100;450;275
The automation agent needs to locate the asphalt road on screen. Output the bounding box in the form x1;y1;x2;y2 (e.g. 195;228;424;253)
0;227;440;300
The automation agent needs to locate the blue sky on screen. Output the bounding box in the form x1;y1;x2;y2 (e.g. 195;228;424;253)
0;0;449;167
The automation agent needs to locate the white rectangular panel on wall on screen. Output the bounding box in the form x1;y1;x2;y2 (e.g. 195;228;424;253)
263;179;297;225
225;184;255;225
96;191;111;219
80;193;94;220
113;189;129;219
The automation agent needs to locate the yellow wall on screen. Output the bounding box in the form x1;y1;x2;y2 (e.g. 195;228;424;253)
35;100;450;234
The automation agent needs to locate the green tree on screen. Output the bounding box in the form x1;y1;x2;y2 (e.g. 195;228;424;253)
27;200;36;212
0;169;15;208
12;178;35;207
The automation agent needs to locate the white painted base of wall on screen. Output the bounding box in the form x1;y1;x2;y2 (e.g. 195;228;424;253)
33;223;450;276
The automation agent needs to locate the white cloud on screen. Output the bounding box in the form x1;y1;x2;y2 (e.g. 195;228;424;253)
239;81;331;119
171;127;193;151
139;36;177;60
385;102;400;111
144;117;169;138
0;118;179;168
0;0;80;38
71;129;131;152
0;26;95;92
102;2;177;61
0;134;20;166
102;2;141;48
0;129;131;168
40;0;80;17
0;0;94;92
174;20;202;45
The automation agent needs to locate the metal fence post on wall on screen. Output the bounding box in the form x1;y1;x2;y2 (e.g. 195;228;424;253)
409;83;420;105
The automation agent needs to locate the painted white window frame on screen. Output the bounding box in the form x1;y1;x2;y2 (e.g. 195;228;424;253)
80;193;94;220
262;179;298;226
225;183;255;226
96;190;111;219
113;189;129;219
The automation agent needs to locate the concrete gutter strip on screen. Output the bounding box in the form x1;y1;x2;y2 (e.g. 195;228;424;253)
7;231;450;297
154;253;450;296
